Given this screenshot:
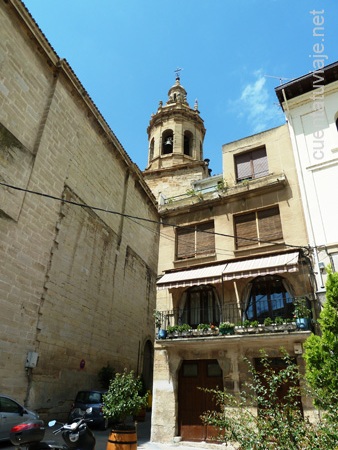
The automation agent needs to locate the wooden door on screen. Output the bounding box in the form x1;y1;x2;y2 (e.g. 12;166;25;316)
255;357;303;416
178;359;223;442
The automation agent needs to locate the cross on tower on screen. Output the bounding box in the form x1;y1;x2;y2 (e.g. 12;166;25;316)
174;67;182;80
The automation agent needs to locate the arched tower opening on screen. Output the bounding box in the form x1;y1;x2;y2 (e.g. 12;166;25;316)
184;130;193;156
162;129;174;155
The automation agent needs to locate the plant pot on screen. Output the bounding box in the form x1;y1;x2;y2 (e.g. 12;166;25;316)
158;329;167;339
296;318;311;330
107;425;137;450
219;327;235;335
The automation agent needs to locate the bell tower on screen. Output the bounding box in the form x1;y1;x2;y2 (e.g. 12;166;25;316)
143;73;209;202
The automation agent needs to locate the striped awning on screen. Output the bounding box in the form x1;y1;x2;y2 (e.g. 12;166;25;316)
156;252;300;289
222;251;299;281
156;263;227;290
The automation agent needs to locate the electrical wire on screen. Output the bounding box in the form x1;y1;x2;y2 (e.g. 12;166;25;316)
0;181;310;252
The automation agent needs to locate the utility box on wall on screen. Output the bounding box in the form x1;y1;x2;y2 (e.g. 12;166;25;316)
25;351;39;368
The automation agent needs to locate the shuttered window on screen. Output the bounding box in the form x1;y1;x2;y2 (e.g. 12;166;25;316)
176;221;215;260
235;147;268;182
234;206;283;248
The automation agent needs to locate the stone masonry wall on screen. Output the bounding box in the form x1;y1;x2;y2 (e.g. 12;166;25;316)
0;0;159;419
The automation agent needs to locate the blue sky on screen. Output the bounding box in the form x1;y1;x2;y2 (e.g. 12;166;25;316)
23;1;338;175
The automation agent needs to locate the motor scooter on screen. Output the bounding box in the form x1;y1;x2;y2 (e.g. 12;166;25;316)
10;409;96;450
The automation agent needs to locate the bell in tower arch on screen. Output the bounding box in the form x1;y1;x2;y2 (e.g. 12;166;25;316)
162;130;173;155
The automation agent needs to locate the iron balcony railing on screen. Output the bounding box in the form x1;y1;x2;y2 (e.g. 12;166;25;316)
156;296;314;330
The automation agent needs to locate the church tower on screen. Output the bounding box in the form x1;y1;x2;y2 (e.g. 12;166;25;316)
143;73;210;202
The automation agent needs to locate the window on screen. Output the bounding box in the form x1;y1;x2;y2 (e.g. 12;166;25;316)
234;206;283;249
184;131;193;156
235;146;268;182
149;138;154;161
176;221;215;260
0;397;21;413
162;130;173;154
246;275;294;322
180;285;220;328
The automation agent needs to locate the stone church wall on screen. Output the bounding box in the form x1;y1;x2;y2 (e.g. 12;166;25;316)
0;0;158;419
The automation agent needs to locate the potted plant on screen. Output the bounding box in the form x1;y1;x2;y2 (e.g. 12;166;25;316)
153;310;167;339
264;317;273;326
177;323;191;336
293;297;311;330
197;323;210;334
103;369;148;450
167;324;179;337
274;316;284;325
243;319;251;328
219;321;235;335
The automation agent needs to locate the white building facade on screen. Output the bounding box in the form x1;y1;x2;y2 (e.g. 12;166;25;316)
275;61;338;296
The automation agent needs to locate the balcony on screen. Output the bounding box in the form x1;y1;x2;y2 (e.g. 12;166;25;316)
159;172;287;211
155;296;315;340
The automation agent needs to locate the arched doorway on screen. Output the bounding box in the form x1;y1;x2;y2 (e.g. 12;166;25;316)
142;340;153;392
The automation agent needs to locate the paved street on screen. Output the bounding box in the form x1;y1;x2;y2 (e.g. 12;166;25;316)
0;412;227;450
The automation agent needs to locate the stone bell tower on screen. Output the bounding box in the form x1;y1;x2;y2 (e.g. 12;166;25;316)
143;73;209;202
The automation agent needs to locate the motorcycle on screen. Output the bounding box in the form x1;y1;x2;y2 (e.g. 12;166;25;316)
10;408;96;450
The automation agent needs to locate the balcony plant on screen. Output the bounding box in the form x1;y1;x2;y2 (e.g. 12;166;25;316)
219;321;235;335
167;324;179;337
153;310;162;330
264;317;273;326
196;323;218;335
178;323;192;336
153;310;167;339
197;323;210;333
103;369;148;446
274;316;284;325
294;297;311;330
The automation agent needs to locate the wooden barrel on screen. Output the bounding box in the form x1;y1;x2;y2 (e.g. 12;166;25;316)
106;428;137;450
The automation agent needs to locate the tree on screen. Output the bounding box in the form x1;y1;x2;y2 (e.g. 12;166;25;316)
200;352;338;449
303;267;338;408
102;369;148;425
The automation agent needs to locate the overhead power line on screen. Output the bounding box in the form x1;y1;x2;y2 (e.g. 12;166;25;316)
0;181;309;251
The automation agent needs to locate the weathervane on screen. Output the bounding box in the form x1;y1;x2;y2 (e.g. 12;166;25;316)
174;67;183;80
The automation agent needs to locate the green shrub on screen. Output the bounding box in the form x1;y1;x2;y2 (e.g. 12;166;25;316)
200;351;338;449
103;369;148;425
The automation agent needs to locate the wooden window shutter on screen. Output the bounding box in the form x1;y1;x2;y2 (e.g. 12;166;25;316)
196;221;215;255
235;147;268;182
252;147;268;178
235;152;251;181
176;227;195;259
258;207;283;243
235;212;257;248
